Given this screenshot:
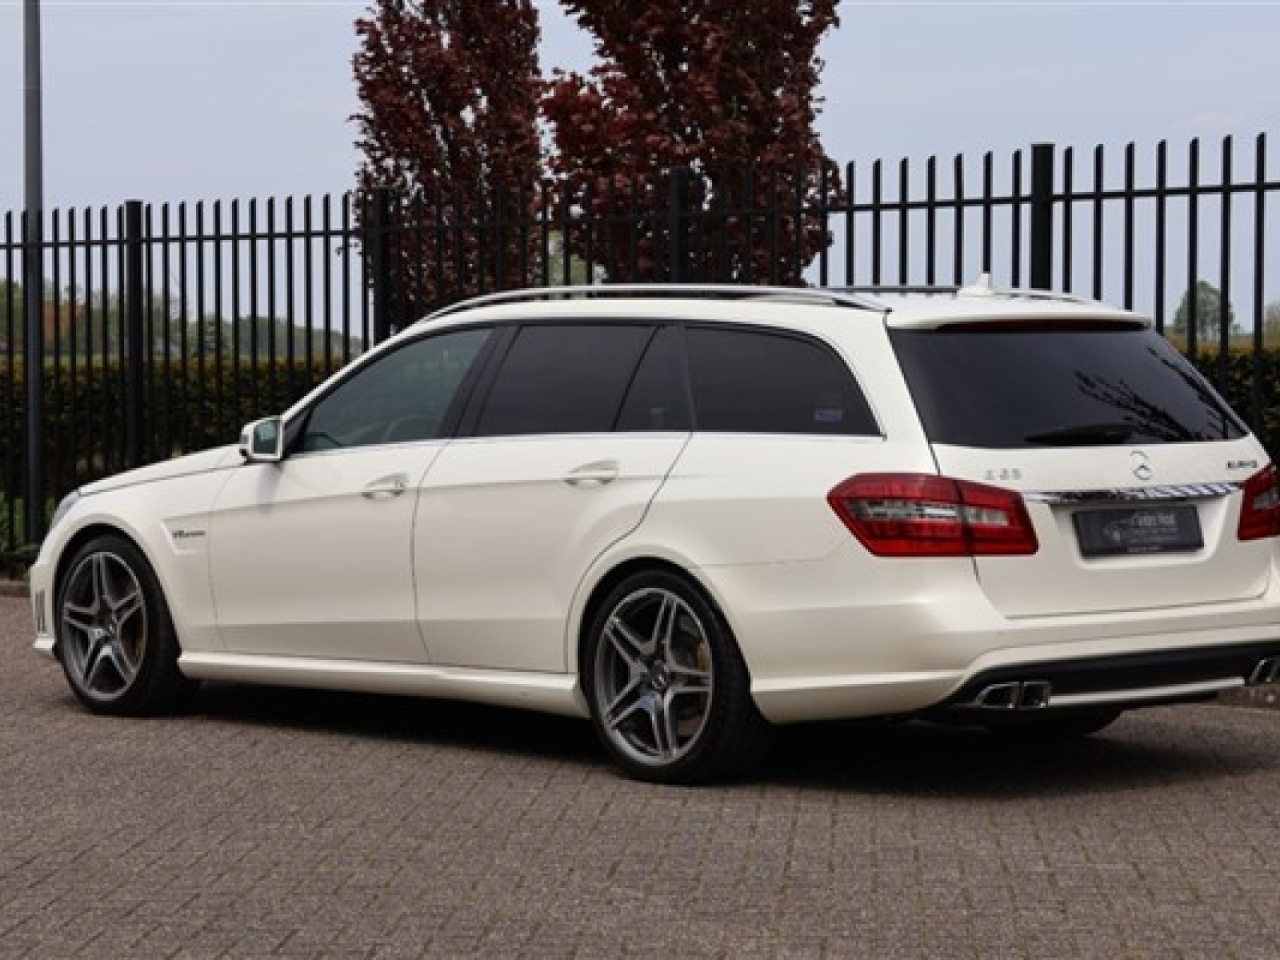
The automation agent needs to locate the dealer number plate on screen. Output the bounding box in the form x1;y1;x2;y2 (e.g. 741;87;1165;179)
1073;504;1203;558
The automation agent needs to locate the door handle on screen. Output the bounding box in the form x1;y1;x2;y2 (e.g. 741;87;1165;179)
564;460;619;488
362;473;410;500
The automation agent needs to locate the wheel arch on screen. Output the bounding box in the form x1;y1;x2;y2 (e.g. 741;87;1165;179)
50;523;174;652
572;555;735;683
572;553;777;782
53;523;143;596
48;520;199;715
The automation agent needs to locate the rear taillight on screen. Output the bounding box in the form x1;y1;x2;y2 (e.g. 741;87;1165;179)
1237;464;1280;541
827;473;1039;557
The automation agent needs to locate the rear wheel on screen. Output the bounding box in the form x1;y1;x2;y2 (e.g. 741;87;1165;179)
585;570;774;784
985;708;1121;741
56;534;197;716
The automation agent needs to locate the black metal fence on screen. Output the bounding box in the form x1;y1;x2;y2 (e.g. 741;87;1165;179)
2;134;1277;560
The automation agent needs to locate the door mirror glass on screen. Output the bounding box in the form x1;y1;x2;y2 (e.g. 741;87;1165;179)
239;417;284;463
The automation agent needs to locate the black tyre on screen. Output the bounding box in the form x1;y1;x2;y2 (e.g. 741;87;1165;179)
985;708;1121;741
584;570;774;784
55;534;197;716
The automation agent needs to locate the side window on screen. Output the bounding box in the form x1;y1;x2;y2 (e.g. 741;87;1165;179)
686;327;878;435
300;327;491;451
474;324;653;436
616;326;691;432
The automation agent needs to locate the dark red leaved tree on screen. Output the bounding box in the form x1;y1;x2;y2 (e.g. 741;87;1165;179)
542;0;842;284
353;0;543;317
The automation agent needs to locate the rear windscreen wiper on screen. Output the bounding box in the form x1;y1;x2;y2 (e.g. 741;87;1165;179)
1024;422;1136;446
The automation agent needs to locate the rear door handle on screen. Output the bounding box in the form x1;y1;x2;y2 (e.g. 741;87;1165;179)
363;473;410;500
564;460;619;488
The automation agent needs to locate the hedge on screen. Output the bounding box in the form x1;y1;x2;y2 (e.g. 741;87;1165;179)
1188;347;1280;462
0;360;338;509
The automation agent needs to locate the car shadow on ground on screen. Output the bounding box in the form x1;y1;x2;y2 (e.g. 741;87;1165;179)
187;682;1280;797
762;711;1280;798
192;681;605;765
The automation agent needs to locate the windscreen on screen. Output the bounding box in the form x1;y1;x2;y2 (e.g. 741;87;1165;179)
889;325;1248;449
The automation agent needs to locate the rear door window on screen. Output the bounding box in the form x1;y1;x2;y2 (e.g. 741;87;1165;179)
615;326;691;432
685;327;878;435
473;324;653;436
889;325;1247;448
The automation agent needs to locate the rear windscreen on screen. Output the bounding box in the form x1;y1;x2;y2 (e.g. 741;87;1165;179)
889;326;1248;449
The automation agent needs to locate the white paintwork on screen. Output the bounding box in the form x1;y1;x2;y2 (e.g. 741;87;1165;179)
27;283;1280;735
695;536;1280;721
414;433;688;672
33;446;244;654
208;444;444;662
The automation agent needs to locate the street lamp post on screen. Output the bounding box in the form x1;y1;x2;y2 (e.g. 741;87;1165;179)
23;0;45;545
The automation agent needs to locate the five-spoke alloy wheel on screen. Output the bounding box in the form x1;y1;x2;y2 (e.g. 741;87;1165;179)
56;535;195;715
586;570;773;783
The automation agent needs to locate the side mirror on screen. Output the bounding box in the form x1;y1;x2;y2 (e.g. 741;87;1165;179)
239;417;284;463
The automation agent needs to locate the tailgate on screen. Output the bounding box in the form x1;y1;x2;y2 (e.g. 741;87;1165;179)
932;442;1274;618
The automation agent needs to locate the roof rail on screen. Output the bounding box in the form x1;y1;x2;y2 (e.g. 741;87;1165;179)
834;284;960;297
420;283;888;324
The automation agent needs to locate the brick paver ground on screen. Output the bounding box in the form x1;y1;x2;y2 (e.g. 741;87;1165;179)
2;594;1278;959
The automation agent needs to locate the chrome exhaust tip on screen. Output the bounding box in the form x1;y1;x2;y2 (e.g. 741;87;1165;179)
1249;657;1280;686
1020;680;1053;709
973;680;1053;710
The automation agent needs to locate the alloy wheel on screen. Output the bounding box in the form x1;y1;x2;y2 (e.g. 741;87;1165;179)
59;551;148;701
593;586;715;767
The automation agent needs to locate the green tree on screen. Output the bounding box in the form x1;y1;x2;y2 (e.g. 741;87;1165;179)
1172;280;1237;343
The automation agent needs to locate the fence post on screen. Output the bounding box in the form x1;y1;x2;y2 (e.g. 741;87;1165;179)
22;208;45;545
370;188;394;344
668;168;692;283
124;200;145;468
1029;143;1055;290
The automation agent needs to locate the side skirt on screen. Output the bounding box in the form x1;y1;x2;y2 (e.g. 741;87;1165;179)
178;652;588;718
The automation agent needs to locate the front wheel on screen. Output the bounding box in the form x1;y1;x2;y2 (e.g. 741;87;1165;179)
56;534;197;716
585;570;774;784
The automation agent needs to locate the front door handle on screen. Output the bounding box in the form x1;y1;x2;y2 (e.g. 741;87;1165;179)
363;473;410;500
564;460;620;488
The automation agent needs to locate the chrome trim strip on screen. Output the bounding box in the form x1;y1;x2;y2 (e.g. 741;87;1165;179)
1049;678;1243;707
1026;483;1241;505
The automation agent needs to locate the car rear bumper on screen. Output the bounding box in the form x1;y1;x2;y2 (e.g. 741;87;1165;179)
748;625;1280;723
700;554;1280;723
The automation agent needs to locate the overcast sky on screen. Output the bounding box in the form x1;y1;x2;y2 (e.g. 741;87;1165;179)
0;0;1276;213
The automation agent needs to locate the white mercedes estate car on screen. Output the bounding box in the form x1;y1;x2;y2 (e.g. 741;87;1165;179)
30;280;1280;782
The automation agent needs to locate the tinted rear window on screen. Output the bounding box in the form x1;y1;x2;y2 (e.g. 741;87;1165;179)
890;326;1248;448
